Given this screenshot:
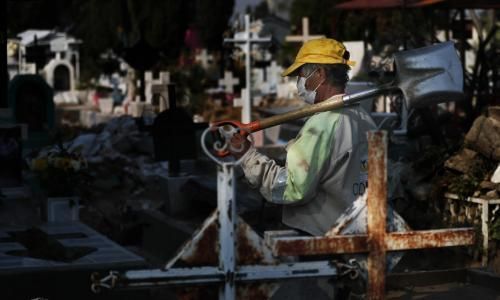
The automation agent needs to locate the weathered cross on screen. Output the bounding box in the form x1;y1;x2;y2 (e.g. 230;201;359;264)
218;70;239;94
285;17;325;44
268;131;475;299
224;14;271;123
144;71;170;111
195;48;213;69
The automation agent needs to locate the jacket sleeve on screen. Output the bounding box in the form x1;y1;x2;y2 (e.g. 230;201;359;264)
239;147;288;203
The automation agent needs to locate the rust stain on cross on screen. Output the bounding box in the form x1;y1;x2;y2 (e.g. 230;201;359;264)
366;131;388;299
271;131;475;300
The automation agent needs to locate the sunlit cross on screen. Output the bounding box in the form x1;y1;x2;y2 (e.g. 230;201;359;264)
285;17;325;44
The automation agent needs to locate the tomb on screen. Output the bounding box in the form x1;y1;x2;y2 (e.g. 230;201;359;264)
13;30;81;91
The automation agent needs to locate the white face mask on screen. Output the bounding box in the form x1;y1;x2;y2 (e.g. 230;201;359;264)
296;69;322;104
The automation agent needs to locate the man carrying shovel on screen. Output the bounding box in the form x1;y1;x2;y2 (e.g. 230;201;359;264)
230;38;377;237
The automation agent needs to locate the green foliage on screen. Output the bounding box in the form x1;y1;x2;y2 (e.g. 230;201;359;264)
448;174;480;200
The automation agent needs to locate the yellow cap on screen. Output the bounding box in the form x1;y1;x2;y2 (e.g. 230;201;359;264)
282;38;356;77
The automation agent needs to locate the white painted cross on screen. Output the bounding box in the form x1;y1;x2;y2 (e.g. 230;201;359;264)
234;88;264;147
285;17;325;44
218;71;240;94
195;49;214;69
145;71;170;111
224;14;271;123
233;88;247;108
252;68;268;94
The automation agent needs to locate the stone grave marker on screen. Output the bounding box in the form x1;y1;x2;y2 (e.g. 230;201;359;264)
218;70;239;94
145;71;170;111
152;84;208;215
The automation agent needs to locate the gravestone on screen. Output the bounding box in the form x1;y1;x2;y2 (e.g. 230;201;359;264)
6;75;54;149
152;84;207;215
145;71;170;111
152;84;197;175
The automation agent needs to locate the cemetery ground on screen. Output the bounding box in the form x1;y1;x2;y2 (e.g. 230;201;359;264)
1;100;500;299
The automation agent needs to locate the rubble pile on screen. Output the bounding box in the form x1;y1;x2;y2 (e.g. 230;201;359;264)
62;116;171;240
385;107;500;269
444;106;500;201
436;107;500;266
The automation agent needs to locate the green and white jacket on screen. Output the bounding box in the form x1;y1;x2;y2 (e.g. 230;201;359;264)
240;95;377;236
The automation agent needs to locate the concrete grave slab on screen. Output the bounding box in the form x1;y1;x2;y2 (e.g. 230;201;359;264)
0;222;144;273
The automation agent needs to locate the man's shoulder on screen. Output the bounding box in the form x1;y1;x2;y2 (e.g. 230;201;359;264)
312;109;343;123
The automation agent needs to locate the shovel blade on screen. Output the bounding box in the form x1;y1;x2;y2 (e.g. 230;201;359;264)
394;41;464;109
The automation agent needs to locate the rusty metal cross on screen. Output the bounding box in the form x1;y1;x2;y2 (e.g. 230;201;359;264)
268;131;474;299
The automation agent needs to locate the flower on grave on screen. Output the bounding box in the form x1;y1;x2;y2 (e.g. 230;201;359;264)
29;145;87;197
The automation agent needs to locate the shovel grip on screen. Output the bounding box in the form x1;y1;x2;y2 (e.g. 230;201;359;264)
212;95;347;139
211;120;262;134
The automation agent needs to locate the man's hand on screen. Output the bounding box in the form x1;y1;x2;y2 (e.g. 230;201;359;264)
229;132;251;159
